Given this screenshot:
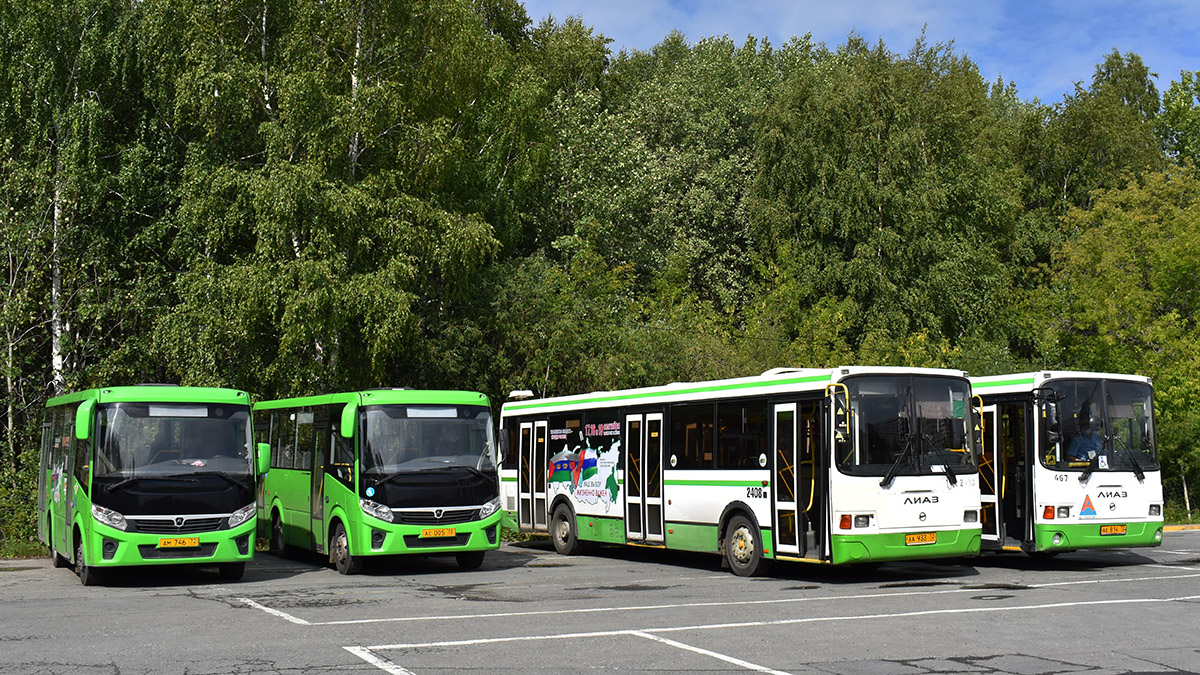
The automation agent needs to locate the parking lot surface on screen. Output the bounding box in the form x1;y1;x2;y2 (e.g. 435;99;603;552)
2;530;1199;674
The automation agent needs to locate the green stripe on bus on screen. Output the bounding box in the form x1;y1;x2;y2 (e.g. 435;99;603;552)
664;479;770;488
506;374;833;411
972;377;1036;389
501;476;517;482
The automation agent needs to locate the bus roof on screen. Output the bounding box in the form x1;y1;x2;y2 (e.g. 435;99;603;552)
501;366;971;416
46;385;251;408
970;370;1152;396
253;389;490;411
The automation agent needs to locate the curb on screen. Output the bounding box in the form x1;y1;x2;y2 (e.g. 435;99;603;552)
1164;524;1200;531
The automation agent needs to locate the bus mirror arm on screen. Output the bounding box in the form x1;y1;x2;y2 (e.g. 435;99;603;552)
256;443;271;475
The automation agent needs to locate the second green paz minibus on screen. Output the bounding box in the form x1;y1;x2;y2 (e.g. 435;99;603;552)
254;389;502;574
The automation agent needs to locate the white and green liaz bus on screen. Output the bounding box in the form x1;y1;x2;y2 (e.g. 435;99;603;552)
971;371;1164;555
253;389;502;574
38;385;265;585
498;367;983;575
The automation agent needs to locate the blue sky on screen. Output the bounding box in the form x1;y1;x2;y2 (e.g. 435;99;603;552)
519;0;1200;104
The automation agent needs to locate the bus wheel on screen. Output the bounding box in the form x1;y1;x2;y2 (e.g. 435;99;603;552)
725;514;768;577
48;526;66;568
551;505;583;555
331;523;363;575
271;512;291;558
456;551;485;570
219;562;245;581
75;539;101;587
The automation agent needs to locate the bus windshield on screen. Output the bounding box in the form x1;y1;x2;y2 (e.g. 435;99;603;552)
94;402;253;477
1040;379;1158;472
838;375;977;477
360;405;496;475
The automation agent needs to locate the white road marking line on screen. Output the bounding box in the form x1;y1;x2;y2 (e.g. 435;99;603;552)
1145;564;1200;572
1031;571;1200;586
237;598;311;625
1157;549;1200;555
632;631;793;675
344;646;415;675
363;593;1200;651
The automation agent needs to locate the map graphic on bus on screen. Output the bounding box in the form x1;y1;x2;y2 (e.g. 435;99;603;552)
546;442;621;511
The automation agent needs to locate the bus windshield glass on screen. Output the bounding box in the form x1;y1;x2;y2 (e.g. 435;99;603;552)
94;402;253;477
360;405;496;476
838;375;977;477
1040;379;1158;472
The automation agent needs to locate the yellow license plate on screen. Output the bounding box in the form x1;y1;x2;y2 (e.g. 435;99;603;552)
905;532;937;546
158;537;199;548
1100;524;1127;536
420;528;456;538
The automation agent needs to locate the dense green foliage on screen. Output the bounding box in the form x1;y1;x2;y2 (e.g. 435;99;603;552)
4;1;1200;550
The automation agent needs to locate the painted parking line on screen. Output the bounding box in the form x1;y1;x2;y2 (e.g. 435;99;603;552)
237;569;1200;628
345;593;1200;674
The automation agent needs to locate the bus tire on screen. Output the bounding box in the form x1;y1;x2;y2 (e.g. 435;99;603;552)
331;523;363;575
551;504;584;556
724;514;768;577
48;524;67;568
271;512;291;559
219;562;246;581
456;550;485;570
75;538;101;587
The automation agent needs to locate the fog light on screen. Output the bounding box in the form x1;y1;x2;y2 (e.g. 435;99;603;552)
1056;506;1070;519
235;535;250;555
102;539;118;560
371;529;385;549
1052;533;1063;546
853;515;870;528
485;525;497;544
964;510;978;523
1043;506;1055;520
1155;529;1163;542
839;515;852;530
1149;504;1161;516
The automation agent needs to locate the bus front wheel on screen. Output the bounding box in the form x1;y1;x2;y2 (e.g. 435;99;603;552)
456;550;485;570
725;514;769;577
552;504;584;555
331;523;363;575
75;538;101;586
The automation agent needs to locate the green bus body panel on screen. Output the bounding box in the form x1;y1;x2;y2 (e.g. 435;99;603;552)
253;389;490;412
661;522;719;552
576;515;627;544
830;529;981;565
970;377;1037;390
1031;521;1163;552
48;385;251;407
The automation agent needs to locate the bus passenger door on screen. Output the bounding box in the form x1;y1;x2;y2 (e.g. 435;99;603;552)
533;421;549;531
624;414;644;541
311;409;329;553
644;413;664;544
979;405;1000;543
517;423;533;529
773;403;801;557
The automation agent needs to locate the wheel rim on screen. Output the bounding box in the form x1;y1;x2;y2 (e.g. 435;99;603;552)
556;516;570;544
74;542;84;576
335;530;349;569
730;526;755;565
273;517;283;550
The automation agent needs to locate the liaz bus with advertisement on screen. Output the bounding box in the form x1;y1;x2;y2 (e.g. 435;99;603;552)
38;385;264;585
254;389;502;574
498;367;983;576
971;371;1163;555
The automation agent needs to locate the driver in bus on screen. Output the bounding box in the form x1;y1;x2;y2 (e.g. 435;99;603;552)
1066;416;1103;462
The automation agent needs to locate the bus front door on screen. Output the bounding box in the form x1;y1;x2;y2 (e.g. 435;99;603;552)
533;420;548;532
311;413;329;554
773;403;801;557
624;413;664;544
979;405;1000;544
517;423;532;530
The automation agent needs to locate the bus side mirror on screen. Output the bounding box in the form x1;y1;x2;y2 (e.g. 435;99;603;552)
75;399;96;441
256;443;271;475
498;432;509;459
339;402;358;439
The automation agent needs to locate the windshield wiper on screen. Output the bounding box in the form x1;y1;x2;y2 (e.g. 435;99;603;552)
1109;436;1146;482
1078;458;1095;483
923;441;958;486
880;432;918;488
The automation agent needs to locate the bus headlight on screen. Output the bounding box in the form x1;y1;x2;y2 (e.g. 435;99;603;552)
1056;506;1071;519
92;504;127;531
360;499;394;523
1149;504;1161;517
963;510;978;523
227;503;256;529
479;496;502;520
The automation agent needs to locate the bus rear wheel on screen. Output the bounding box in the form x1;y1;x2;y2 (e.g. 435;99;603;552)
219;562;245;581
456;551;485;570
75;538;101;587
552;504;584;555
48;525;67;568
331;523;363;575
725;514;769;577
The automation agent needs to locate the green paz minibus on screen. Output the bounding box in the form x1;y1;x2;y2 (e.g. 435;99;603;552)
254;389;502;574
38;385;265;585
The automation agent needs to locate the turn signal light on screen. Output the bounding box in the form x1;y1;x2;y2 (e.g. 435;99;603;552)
840;514;852;530
1043;506;1056;520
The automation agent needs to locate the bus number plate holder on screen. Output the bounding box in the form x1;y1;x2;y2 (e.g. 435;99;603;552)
905;532;937;546
420;528;456;538
158;537;200;548
1100;524;1126;536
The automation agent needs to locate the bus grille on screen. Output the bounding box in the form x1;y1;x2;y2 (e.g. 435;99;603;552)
137;543;218;559
130;517;225;534
402;534;472;548
393;508;480;526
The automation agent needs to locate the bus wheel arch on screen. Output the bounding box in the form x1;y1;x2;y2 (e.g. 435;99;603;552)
47;519;66;568
73;525;100;586
330;519;363;575
719;504;770;577
270;505;291;558
549;499;583;556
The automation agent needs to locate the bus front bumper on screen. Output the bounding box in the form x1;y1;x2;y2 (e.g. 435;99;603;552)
831;527;982;565
355;509;503;556
1031;520;1164;552
86;518;256;568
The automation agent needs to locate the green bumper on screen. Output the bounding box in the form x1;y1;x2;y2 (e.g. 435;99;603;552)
354;508;503;556
1031;520;1163;552
831;527;982;565
85;518;256;568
